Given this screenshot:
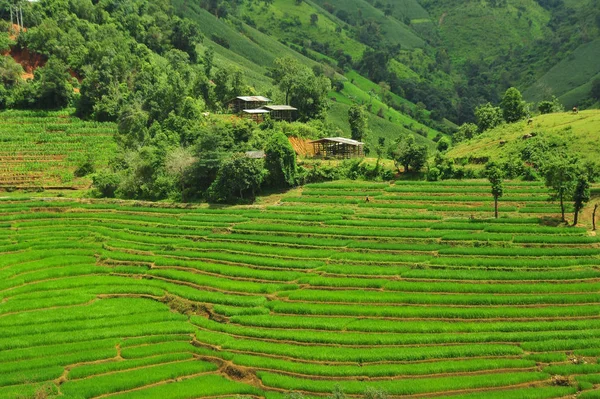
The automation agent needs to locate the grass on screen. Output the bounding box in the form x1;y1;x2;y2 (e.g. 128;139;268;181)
448;110;600;164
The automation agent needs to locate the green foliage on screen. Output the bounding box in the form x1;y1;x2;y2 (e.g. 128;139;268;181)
347;104;369;142
501;87;528;123
452;123;478;144
572;176;590;225
436;137;450;152
485;161;504;218
475;103;503;133
538;96;564;114
271;57;331;120
392;135;428;173
543;157;580;222
208;153;265;203
265;131;297;187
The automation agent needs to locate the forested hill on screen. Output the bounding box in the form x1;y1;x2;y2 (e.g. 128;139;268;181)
170;0;600;123
1;0;599;131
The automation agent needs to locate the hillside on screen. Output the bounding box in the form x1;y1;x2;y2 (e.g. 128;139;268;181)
523;38;600;107
171;0;446;142
447;110;600;164
0;110;116;191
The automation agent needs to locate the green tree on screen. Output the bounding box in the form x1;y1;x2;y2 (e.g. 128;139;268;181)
207;153;265;203
543;158;579;223
0;56;23;87
264;131;297;187
572;176;590;226
348;104;369;142
35;57;73;109
271;57;330;120
171;18;202;63
437;137;451;152
271;57;302;105
485;161;504;219
474;103;503;132
501;87;527;123
202;46;215;78
393;135;428;173
165;147;196;202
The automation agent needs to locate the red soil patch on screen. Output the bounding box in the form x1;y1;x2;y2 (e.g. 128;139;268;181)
10;47;47;74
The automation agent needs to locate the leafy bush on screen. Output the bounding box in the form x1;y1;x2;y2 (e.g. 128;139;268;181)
92;170;120;198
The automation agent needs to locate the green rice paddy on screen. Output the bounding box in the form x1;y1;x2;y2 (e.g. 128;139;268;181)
0;179;599;398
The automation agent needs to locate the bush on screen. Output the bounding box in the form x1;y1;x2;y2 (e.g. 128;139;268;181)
74;157;96;177
426;167;441;181
522;165;540;181
92;170;121;198
207;154;265;203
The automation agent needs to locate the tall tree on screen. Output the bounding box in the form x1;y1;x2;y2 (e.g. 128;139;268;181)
485;162;504;219
543;159;578;223
348;104;369;142
393;135;428;174
501;87;527;123
271;57;330;120
165;147;196;202
271;57;302;105
572;176;590;226
264;131;297;187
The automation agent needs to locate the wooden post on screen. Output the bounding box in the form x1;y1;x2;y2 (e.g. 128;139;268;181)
593;204;598;231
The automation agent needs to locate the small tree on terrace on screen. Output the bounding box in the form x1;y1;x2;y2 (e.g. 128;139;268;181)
485;161;504;219
572;176;590;226
393;135;428;174
543;158;578;223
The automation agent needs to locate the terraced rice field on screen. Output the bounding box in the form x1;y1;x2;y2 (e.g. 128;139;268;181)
0;110;117;190
1;180;599;398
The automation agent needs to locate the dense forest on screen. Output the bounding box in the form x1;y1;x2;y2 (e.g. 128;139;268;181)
0;0;599;202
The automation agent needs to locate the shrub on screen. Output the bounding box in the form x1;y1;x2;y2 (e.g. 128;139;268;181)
92;170;120;198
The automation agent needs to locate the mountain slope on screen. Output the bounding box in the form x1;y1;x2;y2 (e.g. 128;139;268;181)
446;110;600;164
523;38;600;107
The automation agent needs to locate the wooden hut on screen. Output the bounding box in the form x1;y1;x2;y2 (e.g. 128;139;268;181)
310;137;365;159
228;96;272;114
261;105;297;122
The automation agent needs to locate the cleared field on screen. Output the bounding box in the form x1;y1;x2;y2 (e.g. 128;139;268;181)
0;110;117;190
0;180;599;398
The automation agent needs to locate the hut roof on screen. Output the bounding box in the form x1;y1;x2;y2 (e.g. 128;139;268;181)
262;105;298;111
243;109;270;114
310;137;365;146
236;96;272;102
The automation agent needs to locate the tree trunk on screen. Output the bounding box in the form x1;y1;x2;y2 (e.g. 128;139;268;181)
560;192;565;222
494;197;499;219
404;164;409;174
573;206;579;226
593;204;598;231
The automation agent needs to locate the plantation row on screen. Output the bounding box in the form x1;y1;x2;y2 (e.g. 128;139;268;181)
0;111;117;189
0;181;599;398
